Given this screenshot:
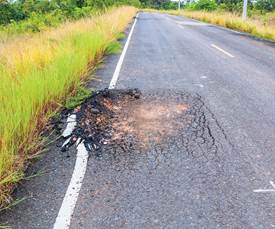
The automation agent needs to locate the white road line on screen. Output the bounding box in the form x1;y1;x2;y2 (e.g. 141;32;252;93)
253;180;275;193
53;143;88;229
195;83;204;88
109;13;139;89
270;181;275;189
62;114;76;138
253;189;275;193
211;44;234;58
177;24;184;29
53;13;138;229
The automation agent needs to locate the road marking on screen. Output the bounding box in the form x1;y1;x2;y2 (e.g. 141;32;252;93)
177;24;184;29
62;114;76;138
270;181;275;188
253;181;275;193
175;21;184;26
53;13;138;229
253;189;275;193
195;83;204;88
53;143;88;229
109;13;139;89
211;44;234;58
200;76;207;79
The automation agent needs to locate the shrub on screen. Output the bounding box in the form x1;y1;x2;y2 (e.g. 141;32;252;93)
185;0;218;11
256;0;275;12
0;1;25;24
196;0;217;10
161;1;178;10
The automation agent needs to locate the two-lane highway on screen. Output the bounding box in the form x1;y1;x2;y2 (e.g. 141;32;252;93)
1;12;275;229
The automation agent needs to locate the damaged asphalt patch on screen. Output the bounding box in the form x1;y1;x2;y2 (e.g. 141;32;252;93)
61;89;219;161
66;89;262;228
59;89;270;228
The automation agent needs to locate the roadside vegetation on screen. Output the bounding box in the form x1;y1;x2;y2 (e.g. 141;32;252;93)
0;2;137;208
142;0;275;41
0;0;140;38
168;9;275;41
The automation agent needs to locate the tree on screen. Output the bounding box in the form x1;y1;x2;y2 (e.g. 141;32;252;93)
256;0;275;12
139;0;170;8
0;0;25;24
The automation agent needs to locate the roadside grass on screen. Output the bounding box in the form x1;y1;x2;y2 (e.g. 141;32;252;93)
0;6;137;208
151;9;275;41
64;85;92;110
65;40;122;110
0;224;12;229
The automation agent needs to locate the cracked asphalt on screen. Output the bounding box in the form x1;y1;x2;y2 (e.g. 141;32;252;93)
1;12;275;228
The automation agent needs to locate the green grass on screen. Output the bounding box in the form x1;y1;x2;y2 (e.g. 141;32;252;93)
0;6;137;208
65;85;92;110
65;40;122;110
0;225;12;229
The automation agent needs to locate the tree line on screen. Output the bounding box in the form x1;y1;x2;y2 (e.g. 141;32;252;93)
0;0;140;25
0;0;274;26
140;0;274;12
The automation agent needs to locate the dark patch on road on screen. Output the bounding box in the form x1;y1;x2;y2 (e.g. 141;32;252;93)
69;90;268;228
61;89;219;163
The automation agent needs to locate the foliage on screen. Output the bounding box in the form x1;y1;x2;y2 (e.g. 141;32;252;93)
65;86;92;110
0;0;140;26
140;0;172;9
161;1;178;10
216;2;244;12
255;0;275;12
0;1;25;24
0;11;66;35
186;0;218;11
183;0;274;13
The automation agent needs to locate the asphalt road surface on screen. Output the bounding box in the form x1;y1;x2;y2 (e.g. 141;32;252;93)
1;12;275;229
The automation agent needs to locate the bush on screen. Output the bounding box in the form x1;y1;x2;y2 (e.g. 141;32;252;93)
161;1;178;10
186;0;218;11
0;1;25;24
0;0;141;28
256;0;275;12
2;11;66;34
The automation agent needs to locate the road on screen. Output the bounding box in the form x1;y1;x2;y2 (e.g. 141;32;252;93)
1;12;275;228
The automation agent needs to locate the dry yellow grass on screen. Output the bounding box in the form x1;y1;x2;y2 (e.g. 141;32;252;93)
0;6;137;208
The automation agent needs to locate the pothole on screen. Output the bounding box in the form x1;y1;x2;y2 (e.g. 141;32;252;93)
61;89;218;160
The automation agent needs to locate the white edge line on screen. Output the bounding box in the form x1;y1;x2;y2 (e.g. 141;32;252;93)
270;181;275;189
53;13;138;229
109;13;139;89
211;44;234;58
53;143;88;229
253;189;275;193
62;137;71;148
176;24;184;29
62;114;76;138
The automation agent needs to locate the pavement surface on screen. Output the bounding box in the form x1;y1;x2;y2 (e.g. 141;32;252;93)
1;12;275;229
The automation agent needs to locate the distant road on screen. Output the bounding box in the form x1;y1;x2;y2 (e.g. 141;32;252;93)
1;12;275;229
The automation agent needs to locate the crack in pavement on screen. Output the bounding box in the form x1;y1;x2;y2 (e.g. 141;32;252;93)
60;89;233;166
57;89;274;228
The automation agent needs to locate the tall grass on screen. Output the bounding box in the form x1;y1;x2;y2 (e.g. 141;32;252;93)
160;10;275;41
0;6;137;208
